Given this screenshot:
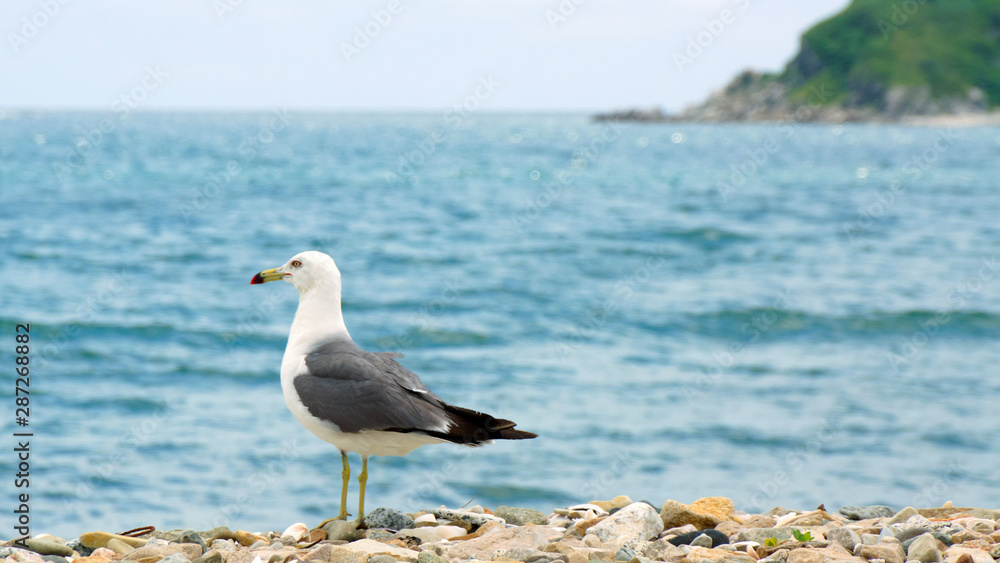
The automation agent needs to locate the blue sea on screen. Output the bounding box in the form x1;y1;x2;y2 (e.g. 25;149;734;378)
2;111;999;538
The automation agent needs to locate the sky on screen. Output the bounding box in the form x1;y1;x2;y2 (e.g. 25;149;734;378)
1;0;851;112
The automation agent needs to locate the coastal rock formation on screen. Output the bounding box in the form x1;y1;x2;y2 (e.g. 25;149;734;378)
596;0;1000;123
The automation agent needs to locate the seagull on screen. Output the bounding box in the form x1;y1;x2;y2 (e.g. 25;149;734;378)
251;250;536;523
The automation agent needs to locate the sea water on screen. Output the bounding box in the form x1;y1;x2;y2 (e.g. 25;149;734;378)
1;111;998;537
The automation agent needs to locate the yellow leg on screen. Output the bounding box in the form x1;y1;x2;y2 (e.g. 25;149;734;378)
356;455;369;524
337;451;350;520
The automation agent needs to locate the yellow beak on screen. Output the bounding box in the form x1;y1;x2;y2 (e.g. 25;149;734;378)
250;267;286;285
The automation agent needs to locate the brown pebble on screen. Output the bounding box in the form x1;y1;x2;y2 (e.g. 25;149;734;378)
543;542;576;555
715;520;742;535
955;554;973;563
449;520;503;541
305;529;326;544
571;516;605;537
232;531;263;547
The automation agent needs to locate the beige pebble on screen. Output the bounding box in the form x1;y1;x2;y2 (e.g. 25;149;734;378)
105;538;135;555
589;495;633;513
78;532;148;550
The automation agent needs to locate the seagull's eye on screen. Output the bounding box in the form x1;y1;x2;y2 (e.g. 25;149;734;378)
291;260;302;268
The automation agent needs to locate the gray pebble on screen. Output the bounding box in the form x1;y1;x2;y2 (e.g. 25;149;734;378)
154;530;201;545
899;529;951;550
19;539;73;557
861;533;881;545
416;552;450;563
759;549;790;563
615;545;637;561
364;507;415;530
886;507;919;525
494;505;548;526
690;534;714;548
880;527;899;540
247;540;268;550
158;554;192;563
431;507;506;527
68;542;93;558
209;539;236;552
364;528;394;542
40;557;69;563
367;556;397;563
906;533;942;563
192;550;222;563
177;531;205;549
827;527;861;552
839;505;895;520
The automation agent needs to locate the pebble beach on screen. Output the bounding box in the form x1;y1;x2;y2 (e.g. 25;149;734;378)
5;497;1000;563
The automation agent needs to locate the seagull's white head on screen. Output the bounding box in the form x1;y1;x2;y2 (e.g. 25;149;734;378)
251;250;342;296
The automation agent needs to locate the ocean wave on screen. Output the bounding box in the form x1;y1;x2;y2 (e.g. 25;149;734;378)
635;309;1000;341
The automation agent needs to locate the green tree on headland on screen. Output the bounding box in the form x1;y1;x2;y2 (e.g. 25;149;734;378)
782;0;1000;109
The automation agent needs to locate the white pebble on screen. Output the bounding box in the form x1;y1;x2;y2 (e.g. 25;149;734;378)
414;514;437;525
280;522;309;541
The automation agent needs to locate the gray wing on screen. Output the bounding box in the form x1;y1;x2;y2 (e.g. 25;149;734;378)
293;338;450;434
